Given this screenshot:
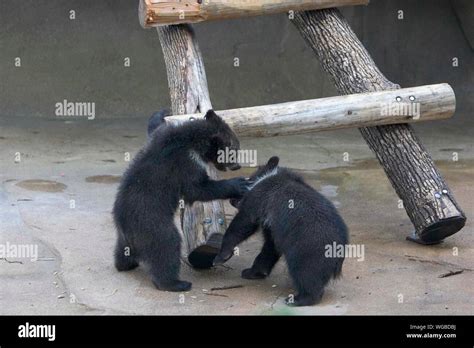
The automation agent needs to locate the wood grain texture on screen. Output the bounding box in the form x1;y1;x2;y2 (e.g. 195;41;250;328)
139;0;368;27
157;24;226;267
166;84;456;137
292;9;466;242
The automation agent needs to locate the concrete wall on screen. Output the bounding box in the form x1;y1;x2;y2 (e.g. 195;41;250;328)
0;0;472;120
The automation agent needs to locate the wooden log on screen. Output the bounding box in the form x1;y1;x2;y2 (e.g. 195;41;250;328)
158;24;226;268
292;9;466;244
165;83;455;137
139;0;368;28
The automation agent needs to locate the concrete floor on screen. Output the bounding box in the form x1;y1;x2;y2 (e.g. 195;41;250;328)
0;116;473;315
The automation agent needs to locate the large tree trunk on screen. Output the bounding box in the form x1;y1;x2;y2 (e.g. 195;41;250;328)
293;9;466;243
158;24;225;267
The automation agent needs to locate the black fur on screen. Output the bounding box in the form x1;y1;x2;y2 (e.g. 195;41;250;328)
113;110;250;292
214;156;349;306
147;109;170;139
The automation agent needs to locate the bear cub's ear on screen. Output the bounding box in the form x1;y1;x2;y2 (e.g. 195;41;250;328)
204;109;222;122
267;156;280;169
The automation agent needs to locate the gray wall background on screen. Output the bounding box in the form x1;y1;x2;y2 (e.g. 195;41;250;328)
0;0;472;120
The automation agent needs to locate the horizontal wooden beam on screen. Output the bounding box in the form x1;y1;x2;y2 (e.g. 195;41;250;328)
139;0;369;28
165;83;456;137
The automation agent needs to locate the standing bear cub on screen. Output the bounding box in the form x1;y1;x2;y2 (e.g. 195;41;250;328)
113;110;250;292
214;156;349;306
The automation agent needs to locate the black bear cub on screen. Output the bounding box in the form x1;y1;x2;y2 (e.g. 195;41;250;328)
113;110;250;292
214;156;348;306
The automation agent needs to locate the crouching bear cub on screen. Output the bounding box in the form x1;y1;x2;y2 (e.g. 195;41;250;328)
214;156;349;306
113;110;251;292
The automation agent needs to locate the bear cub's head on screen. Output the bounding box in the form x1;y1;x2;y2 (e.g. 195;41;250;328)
229;156;280;209
204;110;242;172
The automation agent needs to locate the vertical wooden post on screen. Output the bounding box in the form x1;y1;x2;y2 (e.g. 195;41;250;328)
157;24;225;267
292;9;466;243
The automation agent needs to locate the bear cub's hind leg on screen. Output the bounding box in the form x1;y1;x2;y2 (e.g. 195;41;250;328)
144;225;191;292
286;291;324;307
242;228;281;280
114;233;139;272
286;256;327;306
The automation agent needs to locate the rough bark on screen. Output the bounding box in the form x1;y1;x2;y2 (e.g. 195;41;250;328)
139;0;368;28
157;24;225;267
293;9;466;243
166;83;455;137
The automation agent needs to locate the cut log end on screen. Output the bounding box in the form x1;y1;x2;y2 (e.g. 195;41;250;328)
187;233;223;269
407;216;467;245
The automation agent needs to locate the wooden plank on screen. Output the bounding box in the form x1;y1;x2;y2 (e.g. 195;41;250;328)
292;9;465;243
158;24;226;268
139;0;369;27
165;84;456;137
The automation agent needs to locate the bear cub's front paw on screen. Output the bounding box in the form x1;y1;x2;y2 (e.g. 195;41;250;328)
213;250;234;266
227;177;253;198
241;268;268;279
153;280;192;292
